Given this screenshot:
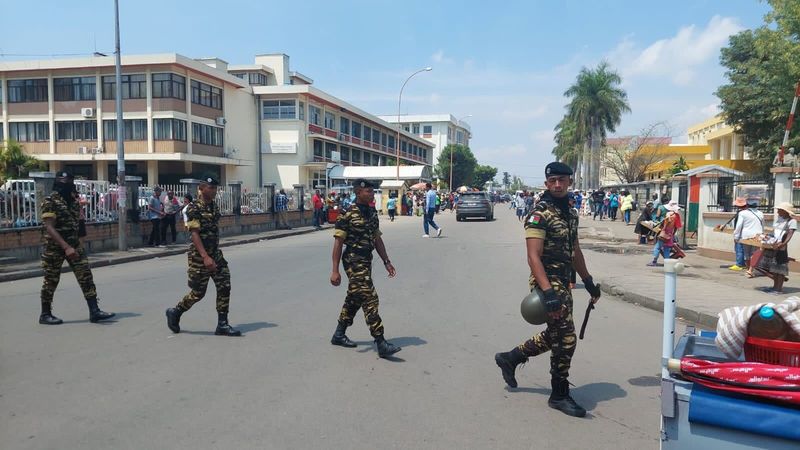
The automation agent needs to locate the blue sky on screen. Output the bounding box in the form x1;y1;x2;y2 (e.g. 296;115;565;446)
1;0;771;184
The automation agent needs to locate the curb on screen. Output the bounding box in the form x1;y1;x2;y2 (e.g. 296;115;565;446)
597;278;718;330
0;226;329;283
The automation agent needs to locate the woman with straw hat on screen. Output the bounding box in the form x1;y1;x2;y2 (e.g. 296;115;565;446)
755;202;797;294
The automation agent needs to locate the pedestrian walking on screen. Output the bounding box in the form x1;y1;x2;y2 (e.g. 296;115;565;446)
609;191;619;221
422;183;442;238
181;193;193;227
516;192;526;221
161;190;180;244
329;179;401;358
738;198;764;277
755;202;797;294
166;176;241;336
648;200;681;266
312;189;324;229
634;201;655;244
38;171;115;325
591;189;605;220
387;194;397;222
729;197;748;272
275;189;291;230
620;191;634;225
147;186;165;247
494;162;600;418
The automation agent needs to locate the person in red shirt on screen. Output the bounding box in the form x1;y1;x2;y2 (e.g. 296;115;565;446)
312;189;324;229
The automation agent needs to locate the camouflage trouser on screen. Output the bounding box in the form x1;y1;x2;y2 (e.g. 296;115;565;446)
338;256;384;337
518;278;576;381
177;249;231;313
40;243;97;307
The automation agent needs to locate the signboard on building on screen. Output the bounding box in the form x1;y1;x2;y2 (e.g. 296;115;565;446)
263;142;297;154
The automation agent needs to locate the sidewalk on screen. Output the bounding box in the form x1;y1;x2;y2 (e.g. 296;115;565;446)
579;217;792;329
0;224;333;283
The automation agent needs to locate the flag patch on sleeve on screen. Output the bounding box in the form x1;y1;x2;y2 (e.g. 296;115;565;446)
529;213;542;224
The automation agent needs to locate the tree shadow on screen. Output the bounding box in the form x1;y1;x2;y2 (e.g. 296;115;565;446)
628;375;661;387
62;311;142;324
509;381;627;411
182;321;277;336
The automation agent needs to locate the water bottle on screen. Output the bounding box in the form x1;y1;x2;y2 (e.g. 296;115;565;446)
747;306;791;341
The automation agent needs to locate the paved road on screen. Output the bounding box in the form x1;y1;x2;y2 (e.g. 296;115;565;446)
0;205;677;449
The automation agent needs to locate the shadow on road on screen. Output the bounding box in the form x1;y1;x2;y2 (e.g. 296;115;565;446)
353;336;427;349
182;321;277;336
627;374;661;387
508;381;627;411
62;311;142;324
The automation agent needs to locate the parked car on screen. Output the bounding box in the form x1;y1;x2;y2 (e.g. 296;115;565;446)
456;191;494;221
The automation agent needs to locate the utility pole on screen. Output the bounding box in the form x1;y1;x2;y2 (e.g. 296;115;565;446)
395;67;432;180
114;0;126;250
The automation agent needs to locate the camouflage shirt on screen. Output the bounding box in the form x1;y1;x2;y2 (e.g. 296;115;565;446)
334;204;382;260
41;191;81;246
524;193;579;285
184;196;221;254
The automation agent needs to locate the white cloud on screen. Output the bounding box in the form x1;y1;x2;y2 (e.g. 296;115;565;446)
608;15;743;85
431;49;453;64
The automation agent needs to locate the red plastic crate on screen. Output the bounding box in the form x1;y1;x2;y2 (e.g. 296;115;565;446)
744;336;800;367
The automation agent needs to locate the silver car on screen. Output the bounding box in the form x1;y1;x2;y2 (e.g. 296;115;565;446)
456;191;494;221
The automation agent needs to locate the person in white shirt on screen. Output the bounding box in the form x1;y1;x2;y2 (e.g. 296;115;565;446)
733;198;764;275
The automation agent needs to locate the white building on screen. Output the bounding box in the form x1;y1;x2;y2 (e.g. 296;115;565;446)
378;114;472;171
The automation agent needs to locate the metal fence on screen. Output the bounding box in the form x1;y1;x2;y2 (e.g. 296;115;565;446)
0;179;39;228
708;176;774;213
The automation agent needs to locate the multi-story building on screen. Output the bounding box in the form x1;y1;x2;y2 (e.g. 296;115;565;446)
378;114;472;170
0;52;434;192
0;54;256;186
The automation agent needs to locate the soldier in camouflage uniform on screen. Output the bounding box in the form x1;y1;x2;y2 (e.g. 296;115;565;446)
39;171;115;325
329;179;401;358
494;162;602;418
165;176;240;336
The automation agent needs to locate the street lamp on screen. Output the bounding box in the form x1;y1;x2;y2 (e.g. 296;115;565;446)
396;66;432;180
450;114;472;191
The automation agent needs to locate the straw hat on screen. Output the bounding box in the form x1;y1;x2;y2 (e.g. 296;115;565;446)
776;202;796;215
733;197;747;207
665;200;681;212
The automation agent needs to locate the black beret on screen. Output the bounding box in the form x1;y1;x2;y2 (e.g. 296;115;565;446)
200;175;219;186
352;178;376;189
55;171;74;179
545;162;573;177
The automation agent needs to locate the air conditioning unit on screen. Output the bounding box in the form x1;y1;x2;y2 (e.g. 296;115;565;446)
92;146;104;154
215;117;227;126
81;108;94;118
338;133;346;141
77;146;89;154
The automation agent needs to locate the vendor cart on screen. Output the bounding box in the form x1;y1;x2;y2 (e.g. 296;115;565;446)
660;259;800;448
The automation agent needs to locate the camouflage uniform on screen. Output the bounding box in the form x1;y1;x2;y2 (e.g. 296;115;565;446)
518;195;579;382
177;197;231;313
334;204;384;337
40;191;98;307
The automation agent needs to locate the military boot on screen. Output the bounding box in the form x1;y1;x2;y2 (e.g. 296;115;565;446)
214;313;242;336
548;378;587;418
87;298;115;323
375;336;401;358
494;347;527;388
166;307;183;333
39;304;63;325
331;323;357;348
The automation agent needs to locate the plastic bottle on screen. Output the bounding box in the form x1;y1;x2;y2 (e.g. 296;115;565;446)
747;306;790;341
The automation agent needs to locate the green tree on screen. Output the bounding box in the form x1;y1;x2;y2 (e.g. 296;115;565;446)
564;61;631;189
717;0;800;169
502;171;511;188
669;156;690;175
436;144;477;188
0;140;46;182
472;164;498;188
552;115;586;188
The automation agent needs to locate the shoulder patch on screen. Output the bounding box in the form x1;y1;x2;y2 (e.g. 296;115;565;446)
528;213;542;224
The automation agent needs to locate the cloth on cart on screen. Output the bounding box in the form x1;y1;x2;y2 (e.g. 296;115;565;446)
715;297;800;359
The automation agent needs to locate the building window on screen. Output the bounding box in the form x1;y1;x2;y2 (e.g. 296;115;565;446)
351;148;361;164
299;101;305;121
313;139;323;157
403;125;410;132
56;121;97;141
324;111;335;129
53;77;96;101
372;129;380;144
103;119;147;141
456;130;465;144
153;118;187;141
190;80;222;109
340;117;350;135
401;141;407;153
262;100;296;119
423;125;432;134
240;72;268;85
351;121;361;138
9;122;49;142
363;126;372;142
382;132;387;147
102;74;146;100
448;127;453;140
372;154;380;166
152;73;186;100
191;122;224;147
309;105;321;125
412;123;420;134
325;142;336;159
8;79;48;103
340;146;350;161
388;135;395;149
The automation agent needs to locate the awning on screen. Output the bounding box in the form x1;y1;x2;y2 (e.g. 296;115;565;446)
380;180;406;189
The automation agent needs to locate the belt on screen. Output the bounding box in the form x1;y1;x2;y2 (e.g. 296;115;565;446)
345;246;374;258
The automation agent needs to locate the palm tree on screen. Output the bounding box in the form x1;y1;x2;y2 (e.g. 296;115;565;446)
553;115;587;189
564;61;630;189
0;140;45;182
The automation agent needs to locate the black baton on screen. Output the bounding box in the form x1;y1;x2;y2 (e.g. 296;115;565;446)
579;301;595;340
